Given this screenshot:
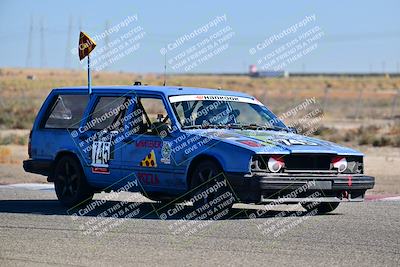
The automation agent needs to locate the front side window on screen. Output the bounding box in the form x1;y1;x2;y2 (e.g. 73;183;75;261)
44;94;89;129
134;97;171;136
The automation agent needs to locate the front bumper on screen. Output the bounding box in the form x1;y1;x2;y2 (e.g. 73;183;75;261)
226;172;375;203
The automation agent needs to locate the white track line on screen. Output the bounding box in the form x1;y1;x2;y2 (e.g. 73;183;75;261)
0;183;54;191
378;196;400;201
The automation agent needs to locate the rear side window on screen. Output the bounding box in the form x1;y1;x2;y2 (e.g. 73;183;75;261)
44;94;89;129
88;96;130;131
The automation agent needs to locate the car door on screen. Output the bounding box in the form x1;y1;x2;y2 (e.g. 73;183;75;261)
120;95;185;194
78;94;133;188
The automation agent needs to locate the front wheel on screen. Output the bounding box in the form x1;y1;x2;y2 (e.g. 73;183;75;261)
190;160;235;216
301;202;340;214
54;155;93;208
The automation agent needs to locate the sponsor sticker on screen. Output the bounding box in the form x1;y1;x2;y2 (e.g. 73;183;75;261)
140;150;157;168
275;138;318;146
161;142;172;164
138;172;160;185
237;140;264;147
91;166;110;174
135;140;162;149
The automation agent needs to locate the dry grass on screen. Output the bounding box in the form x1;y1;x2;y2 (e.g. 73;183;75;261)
0;133;28;145
0;68;399;129
0;146;12;163
313;123;400;147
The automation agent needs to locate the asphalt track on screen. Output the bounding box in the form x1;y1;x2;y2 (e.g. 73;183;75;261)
0;184;399;266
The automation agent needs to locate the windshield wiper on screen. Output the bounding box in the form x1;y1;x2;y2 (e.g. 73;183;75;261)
181;125;203;129
183;123;289;132
226;123;245;129
181;124;225;130
229;123;290;132
258;124;290;132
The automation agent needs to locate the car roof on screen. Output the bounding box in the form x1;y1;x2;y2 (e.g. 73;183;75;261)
52;85;254;99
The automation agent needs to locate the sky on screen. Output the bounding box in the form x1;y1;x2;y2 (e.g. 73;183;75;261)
0;0;399;73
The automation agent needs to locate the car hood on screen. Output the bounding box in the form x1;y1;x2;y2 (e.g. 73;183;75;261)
185;128;363;156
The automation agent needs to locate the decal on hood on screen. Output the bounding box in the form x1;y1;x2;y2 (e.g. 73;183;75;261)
191;128;361;155
201;130;318;147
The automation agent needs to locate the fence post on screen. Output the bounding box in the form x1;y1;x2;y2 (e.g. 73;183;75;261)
390;89;400;119
322;87;329;113
354;89;364;120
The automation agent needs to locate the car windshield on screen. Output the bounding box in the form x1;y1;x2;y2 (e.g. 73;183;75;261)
169;95;287;130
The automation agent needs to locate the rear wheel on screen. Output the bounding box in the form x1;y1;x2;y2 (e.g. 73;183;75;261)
54;155;93;208
190;160;234;216
301;202;340;214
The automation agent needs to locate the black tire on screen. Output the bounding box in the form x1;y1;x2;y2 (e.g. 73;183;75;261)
301;202;340;214
189;160;234;215
53;155;93;208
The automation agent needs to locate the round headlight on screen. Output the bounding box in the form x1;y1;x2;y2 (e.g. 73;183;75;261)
332;157;347;173
268;156;285;173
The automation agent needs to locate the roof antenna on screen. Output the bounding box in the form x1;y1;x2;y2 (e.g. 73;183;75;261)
163;46;167;86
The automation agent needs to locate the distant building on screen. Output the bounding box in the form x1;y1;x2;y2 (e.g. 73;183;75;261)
249;65;288;78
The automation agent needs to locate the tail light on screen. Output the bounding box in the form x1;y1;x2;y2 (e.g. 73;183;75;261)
268;156;285;173
28;130;32;158
332;156;347;173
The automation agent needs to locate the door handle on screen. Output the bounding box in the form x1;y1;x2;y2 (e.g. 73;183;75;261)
78;133;91;140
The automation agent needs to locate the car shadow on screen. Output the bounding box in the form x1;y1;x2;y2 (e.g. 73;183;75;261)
0;199;338;220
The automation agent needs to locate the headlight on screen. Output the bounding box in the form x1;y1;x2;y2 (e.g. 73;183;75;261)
331;156;347;173
267;156;285;173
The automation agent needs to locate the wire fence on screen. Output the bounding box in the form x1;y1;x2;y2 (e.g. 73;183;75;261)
258;88;400;122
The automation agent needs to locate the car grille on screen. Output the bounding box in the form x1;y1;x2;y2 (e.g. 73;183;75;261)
284;154;331;171
252;154;363;174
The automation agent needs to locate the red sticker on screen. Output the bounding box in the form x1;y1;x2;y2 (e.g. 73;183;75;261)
135;140;162;149
238;140;263;147
138;172;159;185
92;167;110;174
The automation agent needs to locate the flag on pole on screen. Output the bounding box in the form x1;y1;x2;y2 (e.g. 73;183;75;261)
78;31;96;95
78;31;96;60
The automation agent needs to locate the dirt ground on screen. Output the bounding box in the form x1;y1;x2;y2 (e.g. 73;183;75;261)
1;142;398;196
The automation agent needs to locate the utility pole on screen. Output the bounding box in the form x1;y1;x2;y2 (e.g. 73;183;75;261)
104;20;110;70
64;16;73;69
382;61;386;74
40;17;46;68
26;15;33;68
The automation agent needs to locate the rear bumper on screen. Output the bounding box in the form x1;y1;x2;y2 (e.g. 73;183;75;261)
23;159;52;176
226;172;375;203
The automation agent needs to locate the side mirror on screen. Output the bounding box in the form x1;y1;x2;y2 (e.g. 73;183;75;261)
288;127;298;134
157;114;164;122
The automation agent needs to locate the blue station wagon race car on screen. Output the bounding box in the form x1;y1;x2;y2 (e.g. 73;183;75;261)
23;85;375;215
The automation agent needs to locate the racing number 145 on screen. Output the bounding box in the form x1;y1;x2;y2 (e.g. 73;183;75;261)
91;141;111;167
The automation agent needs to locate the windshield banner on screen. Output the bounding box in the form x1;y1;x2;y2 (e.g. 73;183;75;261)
169;95;263;105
